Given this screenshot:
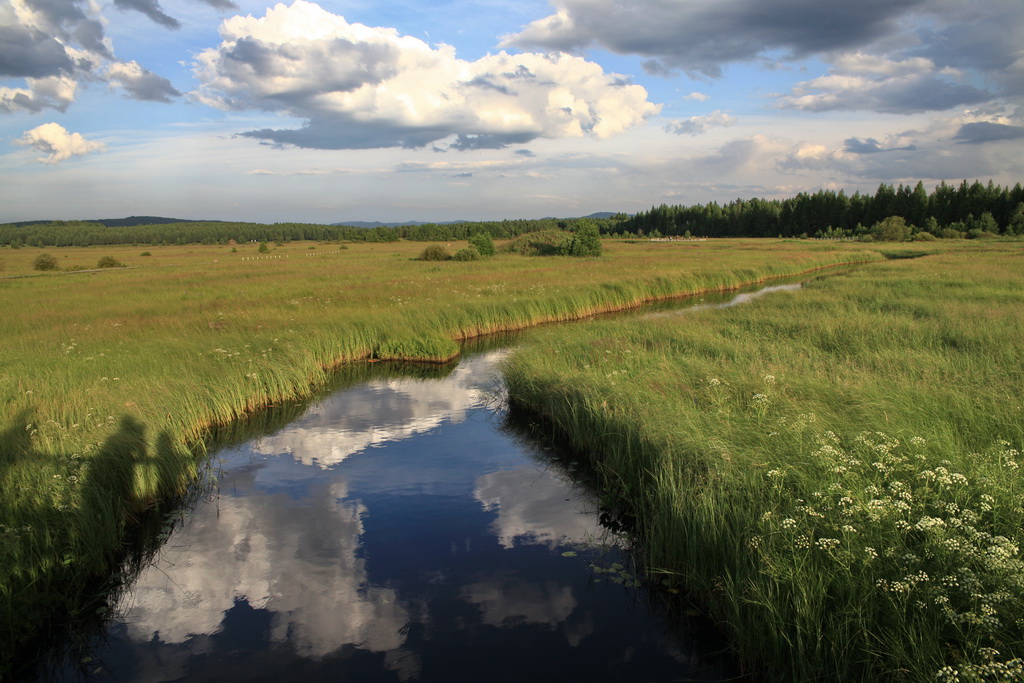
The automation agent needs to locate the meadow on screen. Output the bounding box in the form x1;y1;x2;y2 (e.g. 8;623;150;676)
502;241;1024;680
0;237;884;672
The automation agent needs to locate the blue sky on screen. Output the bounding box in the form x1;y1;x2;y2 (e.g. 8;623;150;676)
1;0;1022;223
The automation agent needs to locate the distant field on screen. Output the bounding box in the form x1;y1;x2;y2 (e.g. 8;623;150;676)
0;237;889;671
503;241;1024;681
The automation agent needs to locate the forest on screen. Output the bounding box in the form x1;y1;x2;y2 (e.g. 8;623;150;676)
1;180;1021;247
620;179;1024;239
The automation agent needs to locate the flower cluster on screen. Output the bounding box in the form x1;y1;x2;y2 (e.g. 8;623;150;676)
751;429;1024;675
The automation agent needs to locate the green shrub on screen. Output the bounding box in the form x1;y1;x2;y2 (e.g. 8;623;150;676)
417;244;451;261
870;216;912;242
503;229;570;256
33;253;58;271
558;220;603;256
96;256;124;268
140;251;152;256
452;247;481;261
258;242;270;253
912;231;937;242
468;232;496;257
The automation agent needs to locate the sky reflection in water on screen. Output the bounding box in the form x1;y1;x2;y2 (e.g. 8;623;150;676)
72;350;729;682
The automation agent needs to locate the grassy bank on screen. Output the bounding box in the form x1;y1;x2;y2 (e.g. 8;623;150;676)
502;242;1024;680
0;238;881;673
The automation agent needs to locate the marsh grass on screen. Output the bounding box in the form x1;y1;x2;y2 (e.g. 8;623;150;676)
0;238;884;672
502;243;1024;680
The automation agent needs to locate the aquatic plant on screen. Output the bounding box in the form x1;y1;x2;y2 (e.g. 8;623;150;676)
503;243;1024;680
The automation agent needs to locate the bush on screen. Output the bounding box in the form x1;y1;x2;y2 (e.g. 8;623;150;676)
140;251;152;256
452;247;481;261
870;216;912;242
33;253;58;271
503;230;569;256
468;232;495;257
558;220;603;257
258;242;270;253
912;231;937;242
417;244;451;261
96;256;124;268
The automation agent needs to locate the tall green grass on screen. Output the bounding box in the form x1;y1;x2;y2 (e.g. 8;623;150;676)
502;243;1024;680
0;238;885;674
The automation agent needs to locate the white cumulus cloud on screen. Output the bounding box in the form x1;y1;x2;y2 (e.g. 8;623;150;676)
0;75;77;113
15;122;104;163
664;109;735;136
192;0;659;151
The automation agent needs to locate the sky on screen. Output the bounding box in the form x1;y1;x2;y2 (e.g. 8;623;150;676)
1;0;1022;223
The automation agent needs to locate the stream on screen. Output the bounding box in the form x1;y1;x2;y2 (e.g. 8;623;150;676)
45;280;821;682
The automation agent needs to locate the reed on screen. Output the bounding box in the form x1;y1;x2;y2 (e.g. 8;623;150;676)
502;242;1024;680
0;237;885;673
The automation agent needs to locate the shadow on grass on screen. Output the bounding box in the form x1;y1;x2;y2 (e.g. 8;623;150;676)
0;411;199;681
1;356;474;680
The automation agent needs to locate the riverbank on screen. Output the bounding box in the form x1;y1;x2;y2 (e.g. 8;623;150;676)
501;241;1024;680
0;238;884;674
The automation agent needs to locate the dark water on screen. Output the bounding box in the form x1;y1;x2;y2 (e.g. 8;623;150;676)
50;348;734;682
46;280;829;682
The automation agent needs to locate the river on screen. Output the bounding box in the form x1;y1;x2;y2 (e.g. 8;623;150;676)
45;281;818;682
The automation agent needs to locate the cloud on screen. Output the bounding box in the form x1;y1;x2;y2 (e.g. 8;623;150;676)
0;24;75;77
106;61;181;102
503;0;1021;112
502;0;927;78
664;109;735;136
683;92;709;102
15;122;105;164
112;0;180;29
0;75;77;112
0;0;234;114
842;136;916;155
954;122;1024;145
777;54;992;114
193;0;659;151
251;351;507;468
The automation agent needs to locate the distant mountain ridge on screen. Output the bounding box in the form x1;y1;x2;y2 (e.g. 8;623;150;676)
5;216;217;227
6;212;621;229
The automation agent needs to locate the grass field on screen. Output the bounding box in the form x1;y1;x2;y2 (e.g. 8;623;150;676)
502;241;1024;680
0;237;884;673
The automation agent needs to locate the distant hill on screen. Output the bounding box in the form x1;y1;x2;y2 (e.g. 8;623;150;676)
5;216;218;227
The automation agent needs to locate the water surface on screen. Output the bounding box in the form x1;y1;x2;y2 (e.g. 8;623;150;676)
54;349;732;682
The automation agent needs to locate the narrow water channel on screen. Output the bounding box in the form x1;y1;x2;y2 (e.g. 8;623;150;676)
45;279;820;682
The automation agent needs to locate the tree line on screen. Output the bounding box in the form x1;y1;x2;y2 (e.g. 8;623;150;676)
1;180;1020;247
617;180;1024;239
0;216;616;248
